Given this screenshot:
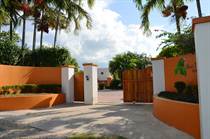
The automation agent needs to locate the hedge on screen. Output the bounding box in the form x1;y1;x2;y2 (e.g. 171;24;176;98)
0;84;61;95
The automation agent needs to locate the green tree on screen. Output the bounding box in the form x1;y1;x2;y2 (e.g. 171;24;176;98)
52;0;94;48
1;0;22;41
157;26;195;58
133;0;193;34
109;52;151;80
0;7;10;32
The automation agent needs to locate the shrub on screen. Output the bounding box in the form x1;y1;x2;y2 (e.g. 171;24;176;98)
158;90;199;103
174;81;186;93
98;83;106;90
0;84;61;95
109;79;122;90
21;47;79;69
0;40;21;65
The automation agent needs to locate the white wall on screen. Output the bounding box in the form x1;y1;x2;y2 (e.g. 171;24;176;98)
194;22;210;139
151;59;165;95
84;65;98;104
97;68;111;81
61;67;74;103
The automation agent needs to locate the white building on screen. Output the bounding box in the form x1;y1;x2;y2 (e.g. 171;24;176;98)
97;68;112;81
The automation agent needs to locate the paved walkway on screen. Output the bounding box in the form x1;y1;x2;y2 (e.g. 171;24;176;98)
98;89;123;104
0;104;192;139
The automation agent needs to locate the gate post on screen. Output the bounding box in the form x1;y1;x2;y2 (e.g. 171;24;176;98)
83;63;98;104
151;58;165;95
193;16;210;139
61;65;74;103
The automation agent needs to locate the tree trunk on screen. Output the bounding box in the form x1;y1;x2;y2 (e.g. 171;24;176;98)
196;0;202;17
21;17;26;50
53;15;59;48
173;4;181;34
0;25;1;32
9;18;12;41
40;30;43;48
175;16;181;34
32;21;37;51
53;9;60;48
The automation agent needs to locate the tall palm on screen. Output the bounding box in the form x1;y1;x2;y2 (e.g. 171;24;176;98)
52;0;95;48
134;0;201;35
0;6;10;32
1;0;21;40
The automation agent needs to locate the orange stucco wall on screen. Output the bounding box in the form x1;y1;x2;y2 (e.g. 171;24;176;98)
153;96;200;139
0;64;61;86
0;94;65;111
164;54;197;92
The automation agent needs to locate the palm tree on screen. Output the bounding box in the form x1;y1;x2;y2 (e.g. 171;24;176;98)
134;0;202;35
52;0;95;48
0;6;10;32
1;0;20;40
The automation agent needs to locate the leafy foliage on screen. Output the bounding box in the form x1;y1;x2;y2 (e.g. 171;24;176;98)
174;81;186;93
109;52;151;80
21;47;79;69
0;84;61;95
157;27;195;58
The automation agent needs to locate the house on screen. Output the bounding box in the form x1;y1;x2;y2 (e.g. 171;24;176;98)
97;68;112;86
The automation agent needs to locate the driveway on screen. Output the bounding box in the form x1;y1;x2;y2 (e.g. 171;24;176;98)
98;89;123;104
0;104;192;139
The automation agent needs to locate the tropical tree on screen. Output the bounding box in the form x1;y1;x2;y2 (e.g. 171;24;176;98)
1;0;21;41
157;26;195;58
52;0;95;48
109;52;151;80
133;0;202;34
0;6;10;32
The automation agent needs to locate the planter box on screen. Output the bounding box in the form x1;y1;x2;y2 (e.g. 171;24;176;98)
0;94;65;111
153;96;200;139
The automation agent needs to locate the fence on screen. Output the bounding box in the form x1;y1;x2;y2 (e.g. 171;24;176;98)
123;67;153;103
0;64;61;86
164;54;197;92
74;72;84;101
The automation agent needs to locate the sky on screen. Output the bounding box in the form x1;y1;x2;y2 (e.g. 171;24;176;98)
3;0;210;68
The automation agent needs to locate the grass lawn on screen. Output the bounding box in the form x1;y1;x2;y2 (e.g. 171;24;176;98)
69;133;126;139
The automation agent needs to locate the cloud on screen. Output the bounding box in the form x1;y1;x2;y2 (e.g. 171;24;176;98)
56;0;163;67
4;0;163;68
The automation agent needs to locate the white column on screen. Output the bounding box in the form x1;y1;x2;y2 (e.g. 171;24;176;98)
61;66;74;103
151;59;165;95
194;17;210;139
83;63;98;104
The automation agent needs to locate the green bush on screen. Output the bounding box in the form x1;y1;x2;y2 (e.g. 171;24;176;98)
158;89;199;103
0;40;21;65
0;84;61;95
109;79;122;90
174;81;186;93
21;47;78;68
98;83;106;90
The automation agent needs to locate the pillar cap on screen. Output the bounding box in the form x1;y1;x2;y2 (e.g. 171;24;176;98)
62;65;75;68
192;16;210;31
83;63;98;67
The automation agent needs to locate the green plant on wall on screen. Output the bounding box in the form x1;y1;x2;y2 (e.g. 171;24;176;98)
175;57;187;76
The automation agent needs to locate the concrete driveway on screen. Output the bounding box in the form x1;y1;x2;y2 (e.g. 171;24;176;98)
0;103;192;139
98;89;123;104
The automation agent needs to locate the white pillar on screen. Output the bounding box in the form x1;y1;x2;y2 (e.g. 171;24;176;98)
193;16;210;139
83;63;98;104
151;59;165;95
61;66;74;103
